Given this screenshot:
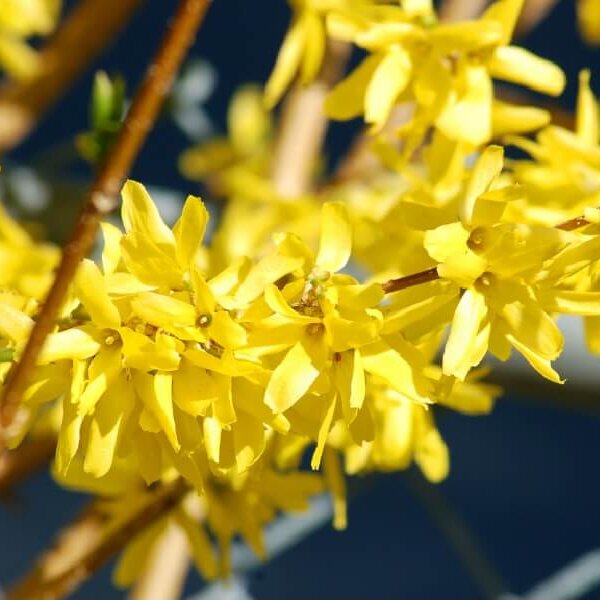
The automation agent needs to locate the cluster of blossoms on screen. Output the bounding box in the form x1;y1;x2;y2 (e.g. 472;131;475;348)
4;0;600;592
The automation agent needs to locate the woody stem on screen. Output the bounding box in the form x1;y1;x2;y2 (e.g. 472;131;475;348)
0;0;212;437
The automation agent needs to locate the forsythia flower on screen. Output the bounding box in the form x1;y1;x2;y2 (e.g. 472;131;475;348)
422;146;572;382
324;0;563;143
0;0;62;79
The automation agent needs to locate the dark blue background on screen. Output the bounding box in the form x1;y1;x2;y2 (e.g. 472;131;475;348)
3;2;600;598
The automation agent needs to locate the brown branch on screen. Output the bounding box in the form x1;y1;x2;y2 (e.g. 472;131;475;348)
0;436;56;496
129;495;204;600
7;478;189;600
438;0;489;22
515;0;560;37
381;267;440;294
556;215;592;231
0;0;144;153
380;205;599;295
271;40;350;197
0;0;212;437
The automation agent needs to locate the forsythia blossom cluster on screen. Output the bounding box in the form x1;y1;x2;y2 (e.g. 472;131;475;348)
4;0;600;590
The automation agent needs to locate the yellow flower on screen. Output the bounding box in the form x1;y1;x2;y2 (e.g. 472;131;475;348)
0;0;62;79
423;146;571;382
325;0;564;142
578;0;600;44
0;203;59;301
179;84;273;197
265;0;344;107
508;71;600;226
239;201;432;468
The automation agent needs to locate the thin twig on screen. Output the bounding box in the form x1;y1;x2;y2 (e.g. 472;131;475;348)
381;267;440;294
0;0;144;153
380;203;598;295
0;0;212;436
7;478;189;600
515;0;560;37
556;215;591;232
403;469;510;598
271;40;350;197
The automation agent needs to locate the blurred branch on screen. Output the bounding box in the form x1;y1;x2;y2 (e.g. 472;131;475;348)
403;469;510;599
0;0;144;153
0;436;55;497
439;0;489;21
7;478;189;600
0;0;212;439
129;496;204;600
271;40;350;197
516;0;560;37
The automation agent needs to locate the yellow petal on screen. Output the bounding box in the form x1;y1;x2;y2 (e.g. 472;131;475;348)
120;328;180;371
228;85;272;155
491;100;551;137
365;45;411;129
131;292;196;330
39;328;101;363
361;339;432;403
113;520;166;587
203;416;221;463
209;310;248;349
323;448;347;530
84;372;135;477
173;507;218;579
75;259;121;329
265;341;320;412
265;17;305;107
437;65;493;145
78;345;122;415
414;409;449;483
100;222;122;275
489;46;565;96
300;11;325;84
232;411;266;472
443;289;489;380
0;304;33;342
316;202;352;273
121;180;174;246
325;53;381;121
482;0;524;45
460;145;504;227
55;395;83;475
173;195;208;268
310;394;336;470
578;0;600;45
576;70;599;146
135;371;180;450
540;290;600;316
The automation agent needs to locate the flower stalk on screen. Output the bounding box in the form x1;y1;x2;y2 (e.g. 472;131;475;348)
0;0;144;153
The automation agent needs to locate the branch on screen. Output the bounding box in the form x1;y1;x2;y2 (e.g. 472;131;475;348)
0;436;56;497
271;40;350;197
0;0;212;437
515;0;560;37
7;479;189;600
129;496;204;600
381;267;440;294
438;0;489;22
0;0;144;153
